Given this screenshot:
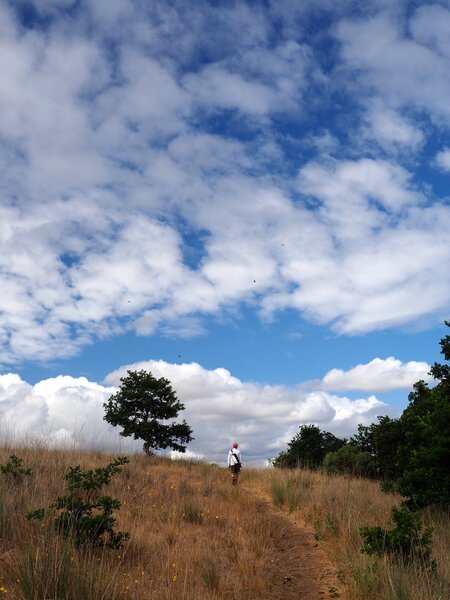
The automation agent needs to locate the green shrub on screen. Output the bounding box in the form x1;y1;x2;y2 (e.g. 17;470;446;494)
0;455;33;479
28;456;129;549
323;445;376;477
360;505;435;567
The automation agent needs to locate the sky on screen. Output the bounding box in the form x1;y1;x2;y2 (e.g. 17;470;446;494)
0;0;449;464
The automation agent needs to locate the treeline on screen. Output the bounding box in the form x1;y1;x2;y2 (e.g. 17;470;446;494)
273;322;450;510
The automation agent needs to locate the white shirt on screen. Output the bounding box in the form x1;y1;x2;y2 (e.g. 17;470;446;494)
228;448;242;467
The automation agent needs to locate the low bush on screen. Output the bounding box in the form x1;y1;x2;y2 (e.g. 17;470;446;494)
28;456;129;549
360;505;435;567
0;455;33;479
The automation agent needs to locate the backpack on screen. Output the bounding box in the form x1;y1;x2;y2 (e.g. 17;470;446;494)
231;451;242;469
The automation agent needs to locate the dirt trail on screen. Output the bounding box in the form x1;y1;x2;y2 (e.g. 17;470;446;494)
249;485;346;600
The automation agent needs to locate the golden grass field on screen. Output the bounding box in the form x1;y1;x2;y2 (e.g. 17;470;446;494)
0;444;448;599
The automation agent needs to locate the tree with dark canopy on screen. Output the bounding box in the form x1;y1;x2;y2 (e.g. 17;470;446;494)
104;370;193;456
370;415;405;481
273;424;345;468
395;321;450;508
328;322;450;507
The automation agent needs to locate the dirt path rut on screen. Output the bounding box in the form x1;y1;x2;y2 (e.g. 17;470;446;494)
251;491;345;600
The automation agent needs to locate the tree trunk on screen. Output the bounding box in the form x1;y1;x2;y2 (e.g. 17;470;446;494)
143;442;154;456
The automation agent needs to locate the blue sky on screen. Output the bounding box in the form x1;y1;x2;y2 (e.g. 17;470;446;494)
0;0;449;463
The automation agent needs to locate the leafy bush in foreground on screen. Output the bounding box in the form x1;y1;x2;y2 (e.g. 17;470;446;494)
28;456;129;549
0;455;33;480
360;505;435;568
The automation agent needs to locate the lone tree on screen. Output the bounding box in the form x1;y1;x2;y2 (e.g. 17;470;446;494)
104;370;193;456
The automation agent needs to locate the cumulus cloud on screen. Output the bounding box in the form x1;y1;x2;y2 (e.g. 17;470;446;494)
271;158;450;333
435;148;450;171
319;357;432;391
0;357;395;463
184;40;311;117
103;360;388;462
335;8;450;121
0;372;134;451
185;67;277;116
363;101;424;151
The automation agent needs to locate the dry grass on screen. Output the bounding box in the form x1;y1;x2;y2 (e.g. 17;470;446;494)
0;444;448;599
0;446;280;599
260;467;450;600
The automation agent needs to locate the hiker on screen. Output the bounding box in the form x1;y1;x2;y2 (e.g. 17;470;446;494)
227;442;242;485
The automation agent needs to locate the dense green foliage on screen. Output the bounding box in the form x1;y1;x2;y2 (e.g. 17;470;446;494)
104;370;194;455
360;505;435;567
395;325;450;508
0;455;32;479
348;416;406;482
275;323;450;510
323;444;376;477
28;457;129;549
272;425;345;468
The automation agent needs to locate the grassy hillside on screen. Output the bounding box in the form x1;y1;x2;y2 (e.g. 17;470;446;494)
0;445;448;599
265;468;449;600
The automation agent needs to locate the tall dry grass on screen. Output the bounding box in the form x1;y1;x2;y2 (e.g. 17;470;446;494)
0;444;448;599
260;467;450;600
0;445;282;599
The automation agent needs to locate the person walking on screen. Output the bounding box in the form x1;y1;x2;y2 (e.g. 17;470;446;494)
227;442;242;485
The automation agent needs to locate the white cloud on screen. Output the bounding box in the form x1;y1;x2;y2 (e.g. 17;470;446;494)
170;449;204;462
184;40;311;116
272;157;450;334
2;151;449;361
0;372;136;451
409;4;450;59
0;13;111;197
185;67;277;116
335;8;450;122
298;157;420;217
363;101;424;150
1;363;389;463
103;359;388;462
98;48;189;140
320;357;432;391
435;147;450;171
0;1;449;367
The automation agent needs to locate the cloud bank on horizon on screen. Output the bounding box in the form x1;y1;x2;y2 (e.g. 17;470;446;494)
0;356;431;462
0;0;449;366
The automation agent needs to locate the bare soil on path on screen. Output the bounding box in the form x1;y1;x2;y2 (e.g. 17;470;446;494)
248;485;346;600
